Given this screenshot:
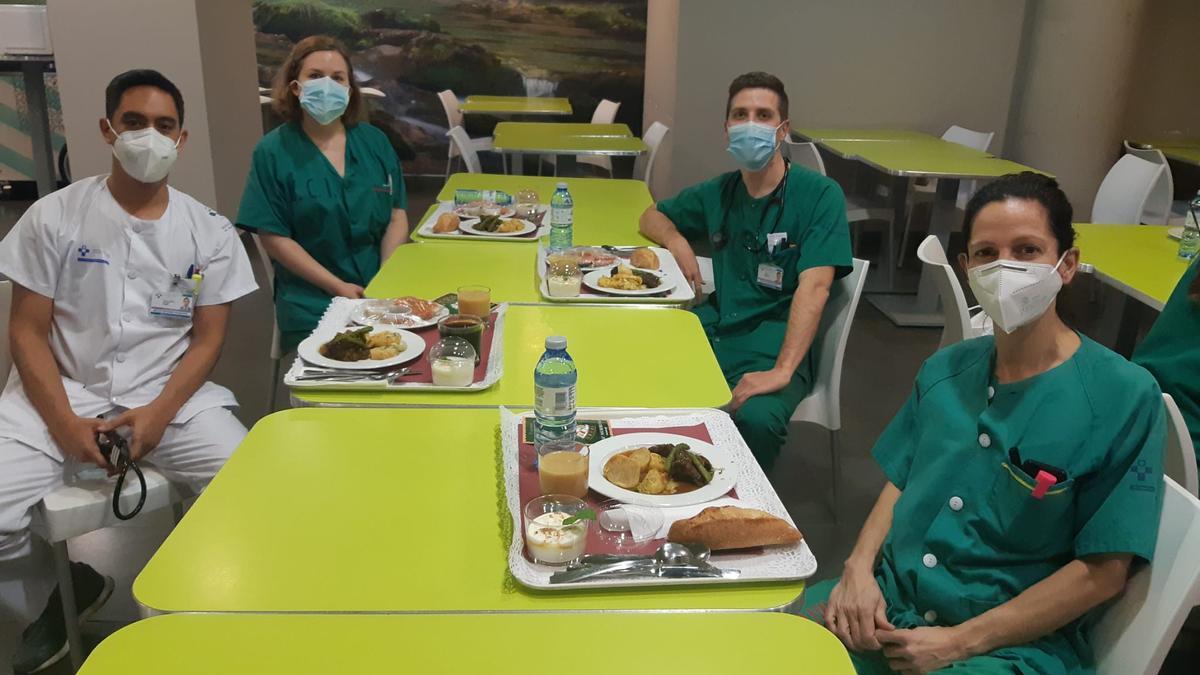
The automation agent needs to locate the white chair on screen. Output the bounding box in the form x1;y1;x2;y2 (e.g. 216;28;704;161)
437;90;494;178
1124;142;1185;225
784;139;893;260
1093;477;1200;675
916;235;975;349
897;125;995;267
1163;393;1199;498
1092;155;1167;224
633;121;670;198
446;126;483;174
790;258;870;514
544;99;620;176
246;232;282;414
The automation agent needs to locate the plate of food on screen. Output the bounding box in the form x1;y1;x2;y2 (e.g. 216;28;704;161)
454;203;515;219
582;264;675;296
297;326;425;370
349;297;449;330
459;215;537;237
589;432;736;507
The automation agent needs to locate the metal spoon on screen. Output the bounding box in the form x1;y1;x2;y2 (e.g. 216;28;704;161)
573;542;711;568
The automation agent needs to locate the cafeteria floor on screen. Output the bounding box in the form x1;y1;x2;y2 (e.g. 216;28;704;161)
0;181;1197;674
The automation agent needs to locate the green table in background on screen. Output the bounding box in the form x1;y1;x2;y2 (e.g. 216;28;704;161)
794;127;937;143
1076;223;1189;310
460;95;572;116
133;409;800;614
368;241;540;303
1156;146;1200;167
81;614;852;674
412;173;654;246
290;305;730;408
494;122;647;175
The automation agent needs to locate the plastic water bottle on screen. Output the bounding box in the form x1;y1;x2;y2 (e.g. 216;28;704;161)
548;182;573;253
1179;190;1200;260
534;335;577;455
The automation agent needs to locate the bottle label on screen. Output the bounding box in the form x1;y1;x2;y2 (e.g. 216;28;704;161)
535;384;575;416
551;208;573;227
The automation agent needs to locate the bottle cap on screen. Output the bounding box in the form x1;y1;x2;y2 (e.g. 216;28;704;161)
556;182;568;190
546;335;567;350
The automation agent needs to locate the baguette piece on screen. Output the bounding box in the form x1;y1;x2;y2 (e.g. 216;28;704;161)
667;506;801;551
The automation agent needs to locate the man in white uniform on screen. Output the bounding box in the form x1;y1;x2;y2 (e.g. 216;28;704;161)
0;69;257;673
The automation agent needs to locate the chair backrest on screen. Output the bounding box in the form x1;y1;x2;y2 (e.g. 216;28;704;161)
0;280;12;381
633;122;670;190
1092;155;1168;224
941;125;994;152
245;232;280;360
591;99;620;124
783;139;827;175
1163;393;1199;497
437;90;462;129
1094;477;1200;675
790;258;870;430
446;126;481;174
1123;142;1174;225
916;235;973;349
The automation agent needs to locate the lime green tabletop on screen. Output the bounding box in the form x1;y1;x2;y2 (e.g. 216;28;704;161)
494;122;648;156
133;408;801;613
821;138;1047;179
1131;137;1200;150
460;95;572;116
1076;223;1190;310
290;305;731;408
82;613;852;674
793;127;938;142
415;173;654;246
1158;145;1200;166
368;239;540;302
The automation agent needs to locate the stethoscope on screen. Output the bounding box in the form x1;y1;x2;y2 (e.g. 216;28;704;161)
712;159;790;254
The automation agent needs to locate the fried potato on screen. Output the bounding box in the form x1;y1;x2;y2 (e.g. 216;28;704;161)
603;453;643;489
369;346;401;360
367;332;402;348
496;219;525;233
636;468;668;494
627;448;652;472
648;453;668;472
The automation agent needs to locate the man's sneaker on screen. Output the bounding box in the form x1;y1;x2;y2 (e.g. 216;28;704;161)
11;562;114;674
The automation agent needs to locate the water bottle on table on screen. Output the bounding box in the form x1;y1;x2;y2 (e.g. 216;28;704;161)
534;335;578;456
1180;190;1200;260
549;182;574;253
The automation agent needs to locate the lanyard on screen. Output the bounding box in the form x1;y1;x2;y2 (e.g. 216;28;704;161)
713;160;789;253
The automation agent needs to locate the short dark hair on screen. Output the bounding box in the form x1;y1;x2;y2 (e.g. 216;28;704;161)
726;71;788;121
963;172;1075;255
105;69;185;125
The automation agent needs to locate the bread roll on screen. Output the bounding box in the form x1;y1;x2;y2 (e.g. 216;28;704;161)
433;212;460;233
667;506;801;550
630;247;659;269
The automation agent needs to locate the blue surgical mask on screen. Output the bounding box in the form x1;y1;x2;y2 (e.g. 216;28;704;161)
297;77;349;126
727;121;783;171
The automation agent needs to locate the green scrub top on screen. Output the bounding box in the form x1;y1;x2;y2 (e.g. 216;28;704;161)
656;164;852;381
871;335;1165;673
236;122;406;349
1134;256;1200;455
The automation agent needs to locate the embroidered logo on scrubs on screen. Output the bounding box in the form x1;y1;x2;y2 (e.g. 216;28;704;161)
1130;460;1156;492
76;245;109;265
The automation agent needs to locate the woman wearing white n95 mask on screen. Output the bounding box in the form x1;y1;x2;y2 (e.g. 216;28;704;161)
799;173;1166;675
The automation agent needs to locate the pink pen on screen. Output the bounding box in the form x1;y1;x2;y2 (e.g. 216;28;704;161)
1031;470;1058;499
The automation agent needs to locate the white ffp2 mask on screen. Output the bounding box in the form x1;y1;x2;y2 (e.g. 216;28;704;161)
967;253;1067;334
108;121;179;183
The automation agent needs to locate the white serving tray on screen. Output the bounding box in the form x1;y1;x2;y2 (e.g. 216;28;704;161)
536;245;697;304
417;201;548;243
502;407;817;590
283;299;505;392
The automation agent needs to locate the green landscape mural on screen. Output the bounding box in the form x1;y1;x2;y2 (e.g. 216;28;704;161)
252;0;647;175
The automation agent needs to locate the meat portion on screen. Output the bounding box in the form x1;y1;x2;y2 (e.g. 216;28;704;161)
668;446;714;487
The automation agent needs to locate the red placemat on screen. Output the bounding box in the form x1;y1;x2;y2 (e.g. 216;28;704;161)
393;310;499;385
517;422;735;560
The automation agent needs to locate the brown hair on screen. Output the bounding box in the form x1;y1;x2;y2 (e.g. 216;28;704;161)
271;35;362;125
725;71;789;121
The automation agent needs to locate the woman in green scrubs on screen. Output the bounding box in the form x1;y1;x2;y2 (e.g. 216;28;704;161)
801;173;1165;674
1134;257;1200;458
237;35;409;352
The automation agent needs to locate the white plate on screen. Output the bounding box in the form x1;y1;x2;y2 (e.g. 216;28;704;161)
588;432;737;507
1168;226;1184;241
582;267;675;296
458;218;538;238
349;300;449;330
297;327;426;370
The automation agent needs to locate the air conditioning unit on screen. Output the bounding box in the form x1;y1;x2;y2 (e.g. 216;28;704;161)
0;5;54;55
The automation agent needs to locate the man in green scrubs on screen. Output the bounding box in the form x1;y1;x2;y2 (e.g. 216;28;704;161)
1134;257;1200;457
640;72;851;471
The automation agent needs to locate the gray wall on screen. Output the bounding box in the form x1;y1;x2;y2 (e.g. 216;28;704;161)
647;0;1028;199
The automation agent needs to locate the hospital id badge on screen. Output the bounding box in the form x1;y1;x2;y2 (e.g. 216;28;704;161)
149;278;195;320
757;262;784;290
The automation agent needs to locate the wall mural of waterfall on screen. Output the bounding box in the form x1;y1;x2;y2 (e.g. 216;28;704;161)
251;0;647;176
